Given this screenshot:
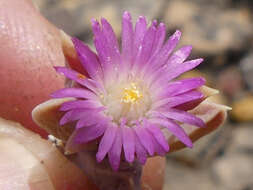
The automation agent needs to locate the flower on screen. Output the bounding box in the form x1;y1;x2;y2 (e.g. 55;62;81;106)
51;11;206;171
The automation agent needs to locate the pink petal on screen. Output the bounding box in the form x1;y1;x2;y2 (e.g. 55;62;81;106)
152;91;203;110
96;123;117;162
72;37;103;81
166;45;192;67
54;66;104;94
121;11;134;63
154;77;205;99
133;16;147;59
134;134;147;164
149;117;193;148
133;124;155;156
60;99;101;111
51;88;97;100
122;125;135;162
166;58;204;81
145;121;169;152
108;128;122;171
73;122;107;144
161;109;205;127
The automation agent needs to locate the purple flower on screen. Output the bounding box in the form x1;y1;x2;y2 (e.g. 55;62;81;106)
51;11;206;171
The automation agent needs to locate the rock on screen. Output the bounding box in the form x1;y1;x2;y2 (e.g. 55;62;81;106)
231;96;253;122
217;66;244;98
168;124;231;167
164;159;219;190
33;0;167;41
164;0;253;56
213;154;253;190
240;53;253;92
227;125;253;154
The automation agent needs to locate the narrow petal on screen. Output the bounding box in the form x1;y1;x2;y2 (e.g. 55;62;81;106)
133;25;156;73
161;109;205;127
145;121;169;152
150;117;193;148
96;123;117;162
133;124;154;156
101;18;120;54
122;125;135;162
59;107;105;126
51;88;97;100
60;99;101;111
101;18;121;76
133;16;147;59
74;122;107;144
150;134;167;156
134;134;147;164
149;58;203;89
166;58;204;81
152;91;203;110
72;37;103;81
146;30;181;72
150;23;166;56
166;45;192;67
108;128;122;171
174;98;204;111
59;109;87;125
121;11;134;63
76;113;106;129
55;66;104;94
92;19;112;75
154;77;205;99
159;30;181;61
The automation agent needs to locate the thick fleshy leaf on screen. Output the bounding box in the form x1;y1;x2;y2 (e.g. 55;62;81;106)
122;125;135;162
108;128;122;171
96;124;117;162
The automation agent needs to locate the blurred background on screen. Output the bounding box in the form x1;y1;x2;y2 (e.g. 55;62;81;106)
32;0;253;189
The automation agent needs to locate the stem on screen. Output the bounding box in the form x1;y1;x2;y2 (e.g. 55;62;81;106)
70;150;142;190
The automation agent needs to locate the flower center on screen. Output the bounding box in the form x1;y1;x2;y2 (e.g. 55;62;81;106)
101;80;151;124
121;83;143;103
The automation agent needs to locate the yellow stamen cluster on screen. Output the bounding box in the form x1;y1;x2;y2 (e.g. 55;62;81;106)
121;83;143;103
